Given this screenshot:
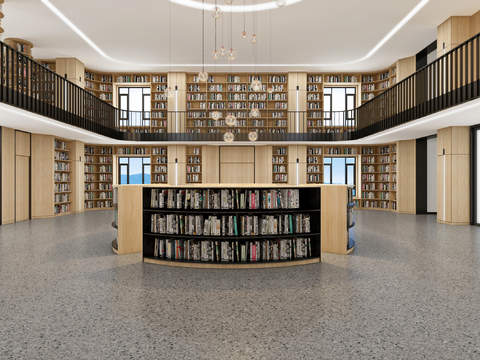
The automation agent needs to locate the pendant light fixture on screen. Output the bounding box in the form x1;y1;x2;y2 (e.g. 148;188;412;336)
224;0;234;4
220;14;227;57
267;5;274;94
248;130;258;141
276;0;287;7
227;1;237;61
212;0;222;20
212;110;221;121
251;1;258;44
225;113;236;126
242;0;247;39
212;3;220;60
164;0;174;98
198;0;208;82
224;130;234;143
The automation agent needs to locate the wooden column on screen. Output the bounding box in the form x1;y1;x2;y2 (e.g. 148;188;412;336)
31;134;54;218
55;58;85;87
167;72;187;133
1;127;15;224
437;127;470;225
203;146;220;184
397;140;416;214
71;141;85;213
254;146;272;184
167;145;186;185
287;72;307;133
15;131;31;222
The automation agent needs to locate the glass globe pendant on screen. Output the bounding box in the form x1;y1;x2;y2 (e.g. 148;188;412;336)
250;107;260;118
227;48;237;61
212;111;221;121
225;113;236;126
276;0;287;7
164;86;175;99
220;46;227;57
268;85;274;94
248;131;258;142
224;0;234;4
212;50;220;60
242;31;247;39
198;70;208;82
251;79;262;92
251;34;258;44
224;132;234;143
212;6;222;19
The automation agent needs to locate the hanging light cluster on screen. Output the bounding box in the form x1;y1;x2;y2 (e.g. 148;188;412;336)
198;0;208;82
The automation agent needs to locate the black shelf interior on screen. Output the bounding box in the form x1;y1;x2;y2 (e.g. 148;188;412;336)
142;186;322;264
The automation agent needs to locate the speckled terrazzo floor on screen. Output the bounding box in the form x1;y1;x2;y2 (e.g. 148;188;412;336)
1;210;480;359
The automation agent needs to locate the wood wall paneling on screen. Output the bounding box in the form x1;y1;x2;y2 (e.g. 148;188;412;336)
220;146;254;163
220;163;255;184
397;140;416;214
15;156;29;221
396;56;416;82
117;186;142;254
203;146;220;184
321;186;348;254
31;134;54;218
437;155;445;222
15;131;30;156
254;146;272;184
451;155;470;224
2;128;15;224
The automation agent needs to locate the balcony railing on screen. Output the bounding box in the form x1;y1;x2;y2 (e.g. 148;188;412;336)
1;32;479;141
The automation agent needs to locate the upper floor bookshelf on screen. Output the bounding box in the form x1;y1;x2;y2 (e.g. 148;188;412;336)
186;73;288;134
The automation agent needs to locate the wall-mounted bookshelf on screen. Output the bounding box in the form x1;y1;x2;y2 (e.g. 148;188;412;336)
151;147;168;184
186;73;288;134
359;143;397;211
306;147;323;184
186;146;202;183
54;139;72;215
306;74;324;133
361;64;397;104
272;147;288;183
5;38;33;58
84;68;114;103
84;145;114;210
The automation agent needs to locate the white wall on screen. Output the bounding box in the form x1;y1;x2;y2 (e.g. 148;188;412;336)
427;137;437;213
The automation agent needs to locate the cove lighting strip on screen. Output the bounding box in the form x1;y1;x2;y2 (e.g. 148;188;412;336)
40;0;429;68
170;0;302;12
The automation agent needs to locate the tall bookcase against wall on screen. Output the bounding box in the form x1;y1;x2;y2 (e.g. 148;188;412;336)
186;146;202;183
359;143;397;211
54;139;72;215
306;146;323;184
151;147;168;184
84;145;114;210
185;73;288;134
361;64;397;104
84;69;114;102
272;147;288;183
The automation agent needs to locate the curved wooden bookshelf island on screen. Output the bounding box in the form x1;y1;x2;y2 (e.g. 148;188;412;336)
115;184;355;268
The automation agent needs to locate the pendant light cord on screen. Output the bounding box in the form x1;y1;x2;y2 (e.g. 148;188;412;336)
202;0;205;72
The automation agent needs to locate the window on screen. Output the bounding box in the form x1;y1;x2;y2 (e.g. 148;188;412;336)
324;157;356;196
324;87;356;127
118;157;151;184
118;87;151;127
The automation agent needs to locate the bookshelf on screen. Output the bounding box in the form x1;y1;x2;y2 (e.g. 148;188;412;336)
306;74;323;133
142;186;320;268
186;146;202;183
359;143;397;211
186;73;288;134
84;145;114;210
5;38;33;58
306;146;323;184
361;64;397;104
151;147;168;184
272;147;288;183
150;75;168;134
54;139;72;215
84;68;113;103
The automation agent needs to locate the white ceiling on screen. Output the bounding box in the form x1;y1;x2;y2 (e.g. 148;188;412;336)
3;0;480;72
2;98;480;145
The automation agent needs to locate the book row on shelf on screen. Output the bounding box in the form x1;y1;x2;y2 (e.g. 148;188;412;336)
85;201;113;209
149;188;300;210
151;237;312;262
150;213;311;237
